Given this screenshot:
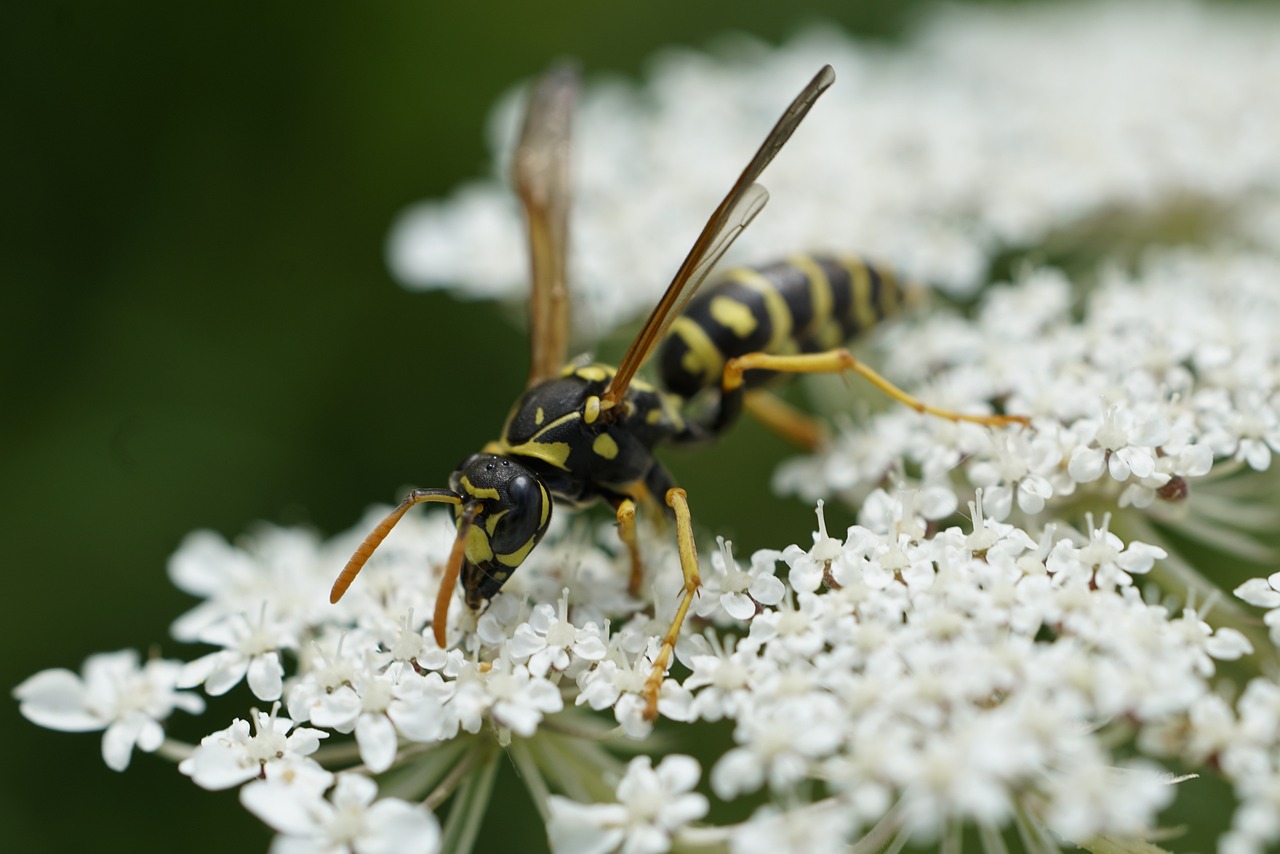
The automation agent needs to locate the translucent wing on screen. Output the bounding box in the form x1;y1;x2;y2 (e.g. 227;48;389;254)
517;63;579;387
601;65;836;408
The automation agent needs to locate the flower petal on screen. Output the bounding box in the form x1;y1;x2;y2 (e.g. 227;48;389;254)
13;669;103;732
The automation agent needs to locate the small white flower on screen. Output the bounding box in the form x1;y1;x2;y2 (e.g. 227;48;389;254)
695;539;785;623
1236;572;1280;647
728;802;857;854
681;635;756;722
481;655;564;738
1048;514;1166;589
509;590;607;678
242;772;440;854
1203;390;1280;472
547;755;708;854
179;604;294;701
1237;573;1280;609
967;430;1058;519
168;526;330;643
1067;405;1169;483
179;706;330;791
14;650;204;771
1040;759;1175;842
711;698;845;800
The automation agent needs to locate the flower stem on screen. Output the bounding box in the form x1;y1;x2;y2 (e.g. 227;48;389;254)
437;745;500;854
154;738;197;762
508;738;552;823
423;743;483;812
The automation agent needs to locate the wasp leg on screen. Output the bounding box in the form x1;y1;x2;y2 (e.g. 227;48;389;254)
641;487;701;722
724;349;1030;428
613;469;674;596
744;389;829;451
612;497;644;596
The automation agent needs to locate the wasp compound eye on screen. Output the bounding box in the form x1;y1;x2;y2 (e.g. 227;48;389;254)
493;474;547;555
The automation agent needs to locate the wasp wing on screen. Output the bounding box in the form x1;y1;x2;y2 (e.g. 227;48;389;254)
516;63;579;387
601;64;836;408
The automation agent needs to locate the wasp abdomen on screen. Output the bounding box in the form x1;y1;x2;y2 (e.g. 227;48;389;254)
657;253;911;400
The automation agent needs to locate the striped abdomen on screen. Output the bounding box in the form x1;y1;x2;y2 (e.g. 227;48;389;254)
656;254;914;400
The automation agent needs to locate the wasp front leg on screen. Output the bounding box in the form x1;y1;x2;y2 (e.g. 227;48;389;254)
611;497;644;596
641;487;701;721
610;468;674;597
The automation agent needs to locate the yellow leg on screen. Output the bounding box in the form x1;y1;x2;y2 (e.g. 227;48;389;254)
613;497;644;597
724;349;1029;428
642;487;701;721
744;389;829;451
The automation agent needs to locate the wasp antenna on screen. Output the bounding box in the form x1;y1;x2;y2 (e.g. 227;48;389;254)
330;488;462;604
433;501;482;648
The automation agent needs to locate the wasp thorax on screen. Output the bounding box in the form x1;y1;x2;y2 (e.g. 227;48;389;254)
448;453;553;606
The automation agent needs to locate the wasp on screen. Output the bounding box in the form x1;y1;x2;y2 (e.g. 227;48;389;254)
330;64;1025;720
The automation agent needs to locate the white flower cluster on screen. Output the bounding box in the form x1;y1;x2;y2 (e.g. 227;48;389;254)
16;2;1280;853
389;1;1280;333
677;496;1250;846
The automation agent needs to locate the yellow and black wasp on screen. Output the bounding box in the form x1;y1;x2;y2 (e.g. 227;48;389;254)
330;64;1025;719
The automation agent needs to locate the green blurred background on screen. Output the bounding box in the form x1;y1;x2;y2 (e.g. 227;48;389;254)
0;2;1232;852
3;3;922;850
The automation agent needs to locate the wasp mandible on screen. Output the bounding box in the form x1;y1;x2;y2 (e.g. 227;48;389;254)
330;64;1025;720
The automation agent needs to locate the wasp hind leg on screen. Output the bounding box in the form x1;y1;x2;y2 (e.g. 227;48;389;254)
641;487;701;722
725;349;1030;429
744;389;829;451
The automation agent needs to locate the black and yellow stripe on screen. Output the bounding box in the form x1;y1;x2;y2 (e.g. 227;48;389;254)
656;253;912;405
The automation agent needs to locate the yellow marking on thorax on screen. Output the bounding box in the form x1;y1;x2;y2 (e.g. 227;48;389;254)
592;433;619;460
574;364;611;383
789;255;833;336
724;267;792;353
670;316;724;385
841;257;879;331
460;476;500;501
506;439;572;469
534;407;545;426
504;410;580;470
709;295;758;338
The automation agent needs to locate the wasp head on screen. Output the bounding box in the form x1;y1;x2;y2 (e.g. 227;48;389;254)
448;453;553;608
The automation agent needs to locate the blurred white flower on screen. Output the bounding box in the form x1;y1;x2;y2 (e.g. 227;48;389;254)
242;773;440;854
14;650;204;771
391;2;1280;331
547;755;708;854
